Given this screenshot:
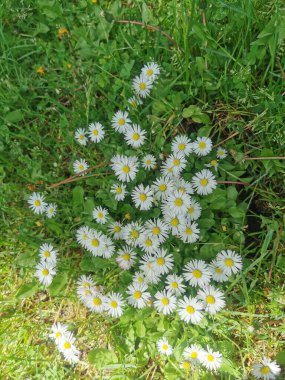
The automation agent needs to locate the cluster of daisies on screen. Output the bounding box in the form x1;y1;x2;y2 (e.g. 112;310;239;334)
28;192;57;218
50;323;80;364
35;243;58;286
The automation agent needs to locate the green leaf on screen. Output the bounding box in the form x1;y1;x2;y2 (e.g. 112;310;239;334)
15;252;37;267
276;350;285;365
73;186;84;209
228;207;245;219
5;110;24;123
88;348;118;368
227;186;238;200
80;256;111;272
142;3;153;23
134;320;146;338
49;273;68;296
16;281;38;300
34;23;50;36
182;105;210;124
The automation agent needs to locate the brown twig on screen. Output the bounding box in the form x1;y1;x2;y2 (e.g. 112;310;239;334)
218;180;251;186
268;224;283;281
244;156;285;161
114;20;177;46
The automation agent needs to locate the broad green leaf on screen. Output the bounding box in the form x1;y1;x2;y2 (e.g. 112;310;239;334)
134;320;146;338
80;256;110;272
88;348;118;368
73;186;84;208
15;252;37;267
16;281;38;300
49;273;68;296
5;110;24;123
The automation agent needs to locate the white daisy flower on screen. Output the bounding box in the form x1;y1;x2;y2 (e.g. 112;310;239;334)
86;290;105;313
165;189;191;215
76;274;95;290
88;122;105;143
110;183;127;201
76;226;92;248
179;221;200;244
206;159;219;172
116;245;136;270
86;230;106;256
177;296;204;324
154;289;177;315
217;147;227;159
251;357;281;380
165;274;186;295
183;344;203;364
101;236;115;258
126;282;151;309
174;177;194;195
92;206;109;224
141;62;160;82
110;155;138;182
132;184;154;210
45;203;57;218
145;219;169;243
111;110;131;133
216;250;243;275
128;96;143;109
35;262;56;286
193;136;213;156
180;360;192;371
157;338;173;356
160;161;176;178
28;192;47;214
57;331;80;364
104;292;125;318
124;124;146;148
138;233;160;254
39;243;58;264
142;154;157;170
139;254;161;284
209;259;229;282
192;169;217;195
165;153;187;176
73;159;88;175
198;285;226;314
153;248;174;275
152;176;175;201
186;200;202;222
108;221;124;240
132;74;153;98
200;346;222;371
183;259;212;287
75;128;88;146
122;221;144;247
77;287;93;304
50;322;68;342
132;272;147;286
171;135;192;156
163;212;186;236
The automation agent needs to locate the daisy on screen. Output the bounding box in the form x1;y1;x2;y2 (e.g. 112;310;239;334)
76;274;95;290
58;331;80;364
206;159;219;172
86;230;106;256
183;260;212;287
209;259;229;282
163;212;186;236
152;176;175;201
88;122;105;143
132;272;147;286
200;346;222;371
35;262;56;286
86;290;105;313
110;183;127;201
177;296;204;324
153;248;174;275
217;147;227;159
154;289;177;315
183;344;203;364
126;282;151;309
50;322;69;342
179;222;200;244
139;254;161;284
110;155;138;182
101;236;115;258
216;250;243;275
122;221;144;247
165;153;187;176
251;357;281;380
165;274;186;295
174;177;194;195
128;96;143;109
75;128;88;146
39;243;58;264
132;73;153;98
165;189;191;215
116;245;136;270
111;110;131;133
124;124;146;148
192;169;217;195
104;292;125;318
45;203;57;218
132;184;154;210
28;192;47;214
198;285;226;314
141;62;160;82
92;206;109;224
171;135;192;156
138;233;160;254
73;159;88;175
145;219;169;243
180;360;192;371
142;154;157;170
157;338;173;356
192;136;213;156
186;200;202;222
108;221;124;240
76;226;92;248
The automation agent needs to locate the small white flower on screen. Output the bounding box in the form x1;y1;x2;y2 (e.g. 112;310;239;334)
76;274;95;290
197;285;226;314
86;230;106;256
128;96;143;109
183;260;212;287
209;259;229;282
110;155;139;182
86;290;105;313
154;289;177;315
76;226;92;248
180;360;192;371
57;331;80;364
73;159;88;175
35;262;56;286
138;232;160;254
152;176;175;201
39;243;58;264
206;159;219;172
217;147;227;159
142;154;157;170
193;136;213;156
157;338;173;356
165;153;187;176
108;221;124;240
45;203;57;218
174;177;194;195
186;200;202;222
92;206;109;224
141;62;160;82
177;296;204;324
163;212;186;236
110;182;127;201
216;250;243;275
145;219;169;243
75;128;88;146
171;135;192;156
28;192;47;214
179;222;200;244
132;184;154;210
126;282;151;309
132;74;153;98
116;245;136;270
88;122;105;143
183;344;203;364
101;236;115;258
111;110;131;133
50;322;68;342
132;272;147;286
200;346;222;371
124;124;146;148
122;222;144;247
165;274;186;295
153;248;174;275
104;292;125;318
251;357;281;380
192;169;217;195
165;189;191;215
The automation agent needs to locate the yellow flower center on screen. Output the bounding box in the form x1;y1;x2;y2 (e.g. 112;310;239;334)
215;267;222;274
162;344;169;350
139;193;147;202
115;187;122;193
185;227;193;235
118;118;125;126
152;227;160;235
36;66;45;75
225;258;234;267
79;134;84;140
207;354;215;362
124;213;131;220
147;68;153;76
139;82;146;90
145;239;153;247
178;143;186;151
192;269;202;278
92;129;98;136
172;282;178;288
200;178;208;186
173;158;180;166
211;159;218;167
198;141;206;149
171;218;179;227
43;251;50;258
133;133;140;141
97;212;104;219
182;360;191;369
175;198;183;207
190;352;198;359
64;341;71;349
161;297;169;305
159;184;167;192
187;207;194;214
83;282;90;289
93;297;102;306
79;164;84;171
206;295;215;304
122;165;130;173
42;269;49;276
122;253;130;261
168;167;173;173
34;200;41;207
261;366;270;374
179;187;186;193
138;277;144;283
110;300;118;308
131;230;139;239
49;208;54;213
146;159;151;165
157;257;165;266
83;233;88;240
133;291;142;299
114;225;121;233
218;150;224;157
55;332;61;338
84;289;91;296
91;239;99;247
186;305;195;314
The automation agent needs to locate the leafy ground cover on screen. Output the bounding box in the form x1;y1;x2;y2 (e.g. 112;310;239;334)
0;0;284;379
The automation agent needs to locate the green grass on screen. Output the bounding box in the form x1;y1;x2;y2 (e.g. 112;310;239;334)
0;0;284;379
